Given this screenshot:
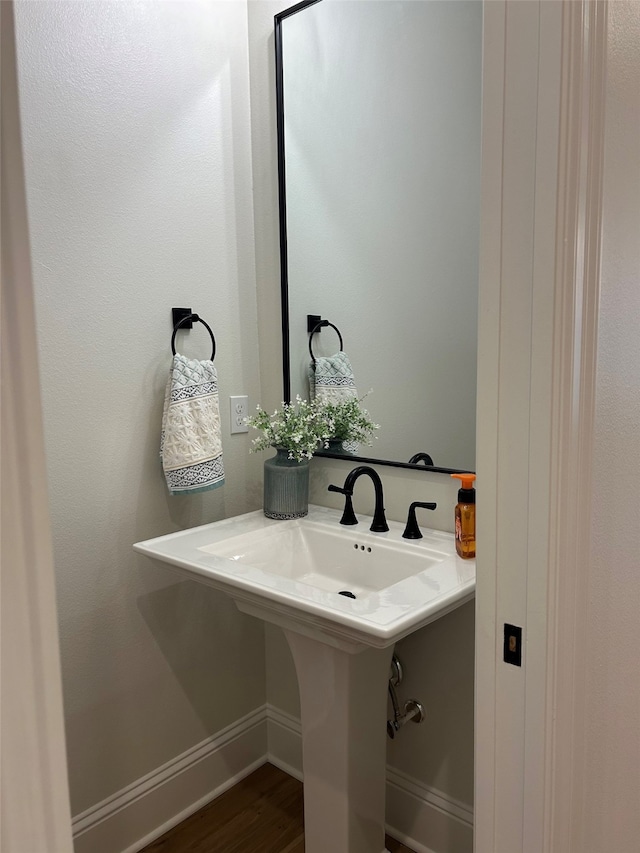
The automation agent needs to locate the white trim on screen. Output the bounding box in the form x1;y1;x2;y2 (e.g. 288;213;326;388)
473;1;505;845
69;701;475;853
476;2;558;847
267;704;473;853
266;703;304;781
386;767;473;829
476;0;607;851
72;706;268;853
72;705;264;835
544;2;606;849
385;769;472;853
1;4;74;850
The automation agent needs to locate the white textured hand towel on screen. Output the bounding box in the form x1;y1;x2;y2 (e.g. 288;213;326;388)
160;353;224;494
310;351;360;453
309;350;358;404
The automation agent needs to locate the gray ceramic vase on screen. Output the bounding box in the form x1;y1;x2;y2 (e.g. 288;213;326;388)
263;447;310;519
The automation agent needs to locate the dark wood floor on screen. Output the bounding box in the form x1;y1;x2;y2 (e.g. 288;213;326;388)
141;763;415;852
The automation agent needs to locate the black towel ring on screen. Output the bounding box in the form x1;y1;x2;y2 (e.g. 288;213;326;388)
171;313;216;361
309;321;344;366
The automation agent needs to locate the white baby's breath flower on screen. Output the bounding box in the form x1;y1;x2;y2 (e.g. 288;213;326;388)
246;398;331;463
315;396;379;446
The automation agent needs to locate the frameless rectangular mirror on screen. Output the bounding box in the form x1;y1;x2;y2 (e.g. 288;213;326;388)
275;0;482;473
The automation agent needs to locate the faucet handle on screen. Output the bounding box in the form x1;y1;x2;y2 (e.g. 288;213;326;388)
327;484;358;526
328;484;349;496
402;501;437;539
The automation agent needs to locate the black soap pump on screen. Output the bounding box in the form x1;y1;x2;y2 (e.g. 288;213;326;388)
451;473;476;559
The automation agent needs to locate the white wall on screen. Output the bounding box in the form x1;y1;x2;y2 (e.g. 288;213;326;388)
15;0;265;820
248;3;474;846
583;2;640;848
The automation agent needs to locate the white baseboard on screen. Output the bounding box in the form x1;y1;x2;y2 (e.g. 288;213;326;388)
266;704;474;853
385;766;474;853
72;703;473;853
72;706;268;853
266;703;303;781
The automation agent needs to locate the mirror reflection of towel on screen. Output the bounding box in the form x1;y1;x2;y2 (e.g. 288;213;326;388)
309;351;358;404
160;353;224;494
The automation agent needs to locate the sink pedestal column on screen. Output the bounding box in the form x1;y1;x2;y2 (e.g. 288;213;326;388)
284;630;394;853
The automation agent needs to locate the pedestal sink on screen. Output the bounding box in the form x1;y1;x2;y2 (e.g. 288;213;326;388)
134;505;475;853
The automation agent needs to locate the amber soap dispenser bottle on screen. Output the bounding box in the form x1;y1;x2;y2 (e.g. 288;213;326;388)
451;473;476;559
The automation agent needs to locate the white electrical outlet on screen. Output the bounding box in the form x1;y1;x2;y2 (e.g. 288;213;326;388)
229;395;249;434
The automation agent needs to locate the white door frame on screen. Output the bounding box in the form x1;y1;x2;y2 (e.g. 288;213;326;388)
475;1;606;851
1;3;74;850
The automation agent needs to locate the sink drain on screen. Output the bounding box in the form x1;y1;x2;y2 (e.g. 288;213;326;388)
338;590;357;599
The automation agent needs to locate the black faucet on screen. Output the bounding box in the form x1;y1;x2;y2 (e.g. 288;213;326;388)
402;501;437;539
328;466;389;533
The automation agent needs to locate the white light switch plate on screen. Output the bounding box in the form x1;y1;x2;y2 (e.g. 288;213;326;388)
230;395;249;434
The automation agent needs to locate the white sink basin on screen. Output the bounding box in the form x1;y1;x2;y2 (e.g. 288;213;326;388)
199;520;441;595
134;504;475;651
134;504;476;853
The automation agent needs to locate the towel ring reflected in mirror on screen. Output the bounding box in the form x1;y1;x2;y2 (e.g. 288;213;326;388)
171;313;217;361
308;321;344;366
